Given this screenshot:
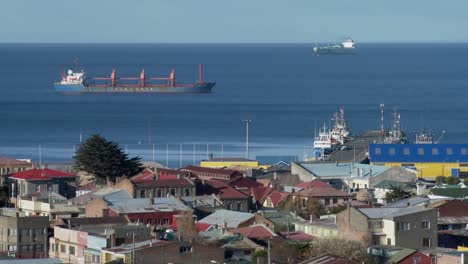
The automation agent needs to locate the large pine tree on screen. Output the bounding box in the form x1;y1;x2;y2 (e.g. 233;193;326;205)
74;135;142;183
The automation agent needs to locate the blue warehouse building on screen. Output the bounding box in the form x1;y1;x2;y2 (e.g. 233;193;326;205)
369;144;468;179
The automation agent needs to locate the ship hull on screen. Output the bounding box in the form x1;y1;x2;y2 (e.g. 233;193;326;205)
313;47;356;55
54;82;215;93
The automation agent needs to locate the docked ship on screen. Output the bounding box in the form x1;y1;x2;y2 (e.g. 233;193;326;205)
54;64;215;93
313;124;333;160
383;109;408;144
313;38;356;55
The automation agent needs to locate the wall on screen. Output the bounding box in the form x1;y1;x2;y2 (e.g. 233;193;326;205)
393;209;438;250
295;222;338;239
382;219;395;245
337;207;370;244
380;162;468;179
399;251;432;264
436;200;468;217
291;162;315;182
85;198;108;218
200;160;259;169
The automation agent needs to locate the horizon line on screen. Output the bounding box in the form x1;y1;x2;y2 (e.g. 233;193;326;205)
0;41;467;45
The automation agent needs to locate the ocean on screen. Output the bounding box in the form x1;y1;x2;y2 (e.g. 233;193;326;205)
0;43;467;166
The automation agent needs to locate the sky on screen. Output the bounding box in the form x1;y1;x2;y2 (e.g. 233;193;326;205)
1;0;467;43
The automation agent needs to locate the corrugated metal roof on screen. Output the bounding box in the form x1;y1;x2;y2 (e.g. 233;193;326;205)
359;206;433;219
297;162;388;178
108;197;191;214
198;209;254;228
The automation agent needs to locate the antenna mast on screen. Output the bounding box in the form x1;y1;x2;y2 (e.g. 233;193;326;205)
380;104;385;137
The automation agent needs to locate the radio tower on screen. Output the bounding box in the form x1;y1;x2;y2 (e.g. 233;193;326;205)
380;104;385;137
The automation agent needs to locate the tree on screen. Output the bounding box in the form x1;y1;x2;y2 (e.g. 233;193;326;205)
464;178;468;186
309;238;378;263
74;135;142;184
385;185;411;203
435;176;445;186
251;249;268;264
177;211;198;242
446;176;460;185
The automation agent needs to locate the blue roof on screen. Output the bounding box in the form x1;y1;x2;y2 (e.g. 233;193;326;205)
369;144;468;163
256;155;298;165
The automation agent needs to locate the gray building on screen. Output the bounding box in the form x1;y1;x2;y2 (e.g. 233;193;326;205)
0;208;49;259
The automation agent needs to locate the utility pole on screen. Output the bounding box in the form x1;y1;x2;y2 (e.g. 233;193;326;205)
193;144;196;165
179;144;183;168
132;231;135;264
242;120;252;159
267;239;271;264
147;120;151;145
152;144;155;162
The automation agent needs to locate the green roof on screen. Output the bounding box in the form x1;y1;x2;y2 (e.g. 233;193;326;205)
374;180;409;189
430;188;468;198
385;248;416;264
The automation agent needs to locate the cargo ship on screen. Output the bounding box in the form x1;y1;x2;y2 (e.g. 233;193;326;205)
313;38;356;55
54;64;215;93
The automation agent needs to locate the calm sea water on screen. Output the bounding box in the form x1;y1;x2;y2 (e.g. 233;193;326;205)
0;43;467;165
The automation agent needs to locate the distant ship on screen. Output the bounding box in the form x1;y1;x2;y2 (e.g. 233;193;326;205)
313;124;333;160
313;38;356;55
54;64;215;93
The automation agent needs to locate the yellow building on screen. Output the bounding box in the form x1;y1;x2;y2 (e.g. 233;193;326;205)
200;158;259;169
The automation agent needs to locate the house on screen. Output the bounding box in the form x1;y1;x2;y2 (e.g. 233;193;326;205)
17;192;82;220
292;186;354;207
257;210;303;232
337;206;438;249
133;178;196;198
197;179;250;212
85;196;192;230
130;168;195;182
9;169;77;199
0;157;31;185
0;208;49;259
428;199;468;230
230;224;277;240
373;180;413;204
295;216;338;239
262;191;290;208
183;165;242;180
101;239;225;264
346;166;417;191
251;186;275;209
367;245;433;264
295;179;330;189
197;209;255;229
180;194;224;219
50;223;152;263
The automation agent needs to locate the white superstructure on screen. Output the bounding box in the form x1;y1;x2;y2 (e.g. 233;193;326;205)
60;69;85;85
341;39;355;49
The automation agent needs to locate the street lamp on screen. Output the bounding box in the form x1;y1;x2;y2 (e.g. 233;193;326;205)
242;120;252;159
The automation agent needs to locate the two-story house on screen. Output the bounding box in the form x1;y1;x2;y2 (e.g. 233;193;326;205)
337;206;438;249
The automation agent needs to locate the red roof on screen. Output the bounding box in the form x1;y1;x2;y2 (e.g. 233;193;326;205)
131;169;155;182
230;225;276;239
266;191;290;207
228;176;262;189
0;157;31;166
280;231;315;241
195;222;213;232
295;179;330;189
207;180;249;200
10;169;76;181
295;186;353;198
251;186;275;204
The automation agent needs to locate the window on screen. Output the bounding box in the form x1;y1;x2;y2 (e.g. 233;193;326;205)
371;221;383;229
461;148;468;155
60;244;66;253
423;238;431;247
332;198;338;204
422;221;430;229
403;148;410;155
156;189;162;197
139;189;145;198
432;148;439;155
412;256;421;264
184;188;190;196
163;218;170;225
237;203;241;211
170;189;176;196
69;246;75;255
398;222;410;231
389;148;396;155
387;238;391;245
179;245;192;253
50;243;54;252
324;198;330;206
417;148;424;155
446;148;453;155
375;148;382;155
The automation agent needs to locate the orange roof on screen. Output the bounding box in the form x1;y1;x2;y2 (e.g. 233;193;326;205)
230;225;276;239
10;169;76;181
